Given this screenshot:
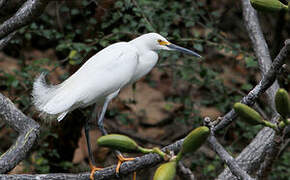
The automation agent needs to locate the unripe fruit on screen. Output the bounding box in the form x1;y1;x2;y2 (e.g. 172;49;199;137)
234;103;263;125
275;88;290;118
97;134;139;152
177;126;209;160
250;0;288;12
153;161;177;180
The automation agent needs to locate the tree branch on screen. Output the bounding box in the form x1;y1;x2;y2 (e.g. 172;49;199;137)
0;0;49;40
208;134;255;180
255;133;283;180
241;0;279;113
0;31;16;50
217;127;274;180
214;39;290;132
0;138;183;179
0;93;40;173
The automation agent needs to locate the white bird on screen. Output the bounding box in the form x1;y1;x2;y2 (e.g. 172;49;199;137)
32;32;201;179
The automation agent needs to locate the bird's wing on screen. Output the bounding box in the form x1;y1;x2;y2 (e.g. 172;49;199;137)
42;43;139;115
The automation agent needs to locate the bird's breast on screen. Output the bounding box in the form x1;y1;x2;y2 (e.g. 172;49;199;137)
130;51;158;83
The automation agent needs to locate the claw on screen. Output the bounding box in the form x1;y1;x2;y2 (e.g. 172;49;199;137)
116;154;135;174
89;162;102;180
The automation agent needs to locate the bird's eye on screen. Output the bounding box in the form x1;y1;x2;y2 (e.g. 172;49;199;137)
157;39;162;43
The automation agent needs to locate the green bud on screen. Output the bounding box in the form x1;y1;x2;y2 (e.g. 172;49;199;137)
275;89;290;118
68;50;77;59
250;0;288;12
234;103;263;125
177;126;209;160
153;161;177;180
97;134;139;152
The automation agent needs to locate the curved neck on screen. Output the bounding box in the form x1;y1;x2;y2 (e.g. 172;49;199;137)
129;37;154;52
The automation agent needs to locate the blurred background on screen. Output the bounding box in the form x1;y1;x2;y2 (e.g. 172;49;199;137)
0;0;290;179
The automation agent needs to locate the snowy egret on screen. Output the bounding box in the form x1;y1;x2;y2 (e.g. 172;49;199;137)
32;32;201;179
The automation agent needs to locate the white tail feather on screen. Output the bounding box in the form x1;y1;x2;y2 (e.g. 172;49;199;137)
32;73;67;122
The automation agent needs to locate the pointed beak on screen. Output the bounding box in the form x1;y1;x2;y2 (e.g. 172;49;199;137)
166;43;202;58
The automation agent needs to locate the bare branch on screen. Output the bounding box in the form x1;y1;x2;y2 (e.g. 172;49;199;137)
208;135;255;180
241;0;279;112
214;39;290;131
0;31;16;50
0;93;40;173
0;0;49;40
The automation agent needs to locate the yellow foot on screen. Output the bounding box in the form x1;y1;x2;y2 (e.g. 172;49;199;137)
116;154;135;174
89;164;102;180
133;171;137;180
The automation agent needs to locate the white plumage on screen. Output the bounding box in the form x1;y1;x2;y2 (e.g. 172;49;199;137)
32;33;201;122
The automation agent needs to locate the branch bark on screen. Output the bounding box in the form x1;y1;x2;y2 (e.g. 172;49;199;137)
255;132;283;180
0;93;40;173
208;135;255;180
241;0;279;112
217;127;274;180
0;0;49;40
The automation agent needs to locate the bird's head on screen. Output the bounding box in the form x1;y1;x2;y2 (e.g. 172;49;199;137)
133;33;202;58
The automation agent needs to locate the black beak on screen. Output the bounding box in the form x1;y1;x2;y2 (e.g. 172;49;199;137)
166;44;202;58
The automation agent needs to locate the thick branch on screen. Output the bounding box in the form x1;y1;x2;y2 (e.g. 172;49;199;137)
0;93;40;173
241;0;279;112
208;135;255;180
255;133;283;180
0;0;49;40
215;39;290;131
0;138;183;179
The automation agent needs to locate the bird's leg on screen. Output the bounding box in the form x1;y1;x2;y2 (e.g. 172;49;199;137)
97;98;109;135
115;151;135;174
85;104;102;180
97;89;135;175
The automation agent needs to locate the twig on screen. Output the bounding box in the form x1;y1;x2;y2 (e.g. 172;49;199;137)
178;161;195;180
0;0;49;40
214;39;290;132
208;135;255;180
0;93;40;173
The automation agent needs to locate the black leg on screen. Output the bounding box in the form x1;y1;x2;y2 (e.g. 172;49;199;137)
84;119;96;166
